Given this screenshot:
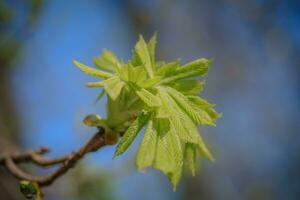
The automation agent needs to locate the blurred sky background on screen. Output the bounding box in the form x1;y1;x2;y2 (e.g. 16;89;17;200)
0;0;300;200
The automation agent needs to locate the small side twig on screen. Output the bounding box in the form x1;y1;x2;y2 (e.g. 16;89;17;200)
0;127;107;187
0;147;68;167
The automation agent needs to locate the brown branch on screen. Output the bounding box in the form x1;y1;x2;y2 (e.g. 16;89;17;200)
29;153;69;167
0;127;107;187
0;146;71;167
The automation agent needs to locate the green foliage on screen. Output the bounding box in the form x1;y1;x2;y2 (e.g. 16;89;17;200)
74;34;220;189
136;120;157;170
114;111;151;157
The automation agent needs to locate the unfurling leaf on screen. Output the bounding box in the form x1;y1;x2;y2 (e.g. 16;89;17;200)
103;76;125;100
114;111;151;157
165;86;215;125
168;79;204;95
184;143;197;176
95;89;105;102
73;60;112;79
147;32;157;66
153;118;183;189
159;59;210;84
197;134;215;161
75;33;220;190
136;120;157;170
135;35;154;78
136;88;161;107
93;49;120;72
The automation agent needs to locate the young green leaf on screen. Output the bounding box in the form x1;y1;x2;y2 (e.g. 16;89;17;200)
187;95;215;108
93;49;121;72
136;88;161;107
175;58;210;76
157;88;199;143
130;50;143;67
139;76;162;88
188;95;221;124
103;76;125;100
168;80;204;95
147;32;157;66
114;111;151;157
156;61;180;77
136;120;158;170
197;134;214;161
73;60;112;79
135;35;154;78
95;89;105;102
165;87;214;125
184;143;197;176
203;107;221;123
153;118;183;189
86;81;104;88
158;59;210;85
125;65;148;84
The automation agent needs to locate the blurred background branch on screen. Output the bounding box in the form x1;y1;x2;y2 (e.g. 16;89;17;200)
0;0;44;199
0;127;105;188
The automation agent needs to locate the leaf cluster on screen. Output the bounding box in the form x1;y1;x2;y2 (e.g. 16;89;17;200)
74;34;220;189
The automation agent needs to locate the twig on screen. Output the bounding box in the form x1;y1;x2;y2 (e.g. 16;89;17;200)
0;127;107;187
0;146;67;166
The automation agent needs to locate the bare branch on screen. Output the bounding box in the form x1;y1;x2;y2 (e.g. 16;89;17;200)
0;127;107;187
